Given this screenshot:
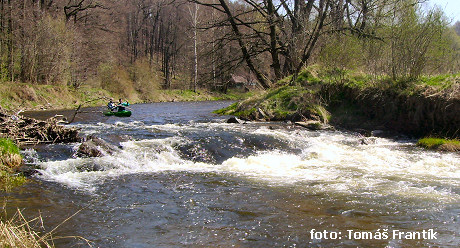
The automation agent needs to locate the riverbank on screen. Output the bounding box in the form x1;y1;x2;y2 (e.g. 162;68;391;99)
217;68;460;148
0;138;26;191
0;81;252;112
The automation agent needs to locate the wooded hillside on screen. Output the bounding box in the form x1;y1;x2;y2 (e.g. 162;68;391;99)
0;0;459;94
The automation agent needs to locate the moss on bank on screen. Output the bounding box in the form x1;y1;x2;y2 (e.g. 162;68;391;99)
0;138;26;191
417;138;460;152
215;85;329;122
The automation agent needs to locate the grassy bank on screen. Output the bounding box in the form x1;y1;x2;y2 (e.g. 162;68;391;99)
219;67;459;139
0;81;251;112
0;82;113;111
417;138;460;152
0;138;26;191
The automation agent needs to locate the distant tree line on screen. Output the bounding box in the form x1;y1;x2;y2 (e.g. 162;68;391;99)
0;0;459;92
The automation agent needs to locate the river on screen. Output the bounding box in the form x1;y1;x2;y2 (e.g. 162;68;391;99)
3;101;459;247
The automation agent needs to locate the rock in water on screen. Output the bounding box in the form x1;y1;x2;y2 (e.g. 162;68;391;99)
75;135;120;158
15;165;40;177
227;117;245;124
295;121;324;130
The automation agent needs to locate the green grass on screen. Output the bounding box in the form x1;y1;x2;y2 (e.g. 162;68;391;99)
277;68;323;86
213;102;239;115
417;137;460;151
0;138;20;156
419;74;458;87
233;107;257;117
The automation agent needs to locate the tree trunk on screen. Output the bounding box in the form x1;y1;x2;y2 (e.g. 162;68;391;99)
190;2;199;92
218;0;271;89
266;0;281;80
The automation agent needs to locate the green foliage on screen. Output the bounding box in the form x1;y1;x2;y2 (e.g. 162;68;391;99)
383;3;451;79
263;86;313;113
233;107;257;117
97;63;137;100
317;67;458;96
98;62;115;90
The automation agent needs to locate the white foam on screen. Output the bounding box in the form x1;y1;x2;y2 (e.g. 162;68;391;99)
36;124;460;202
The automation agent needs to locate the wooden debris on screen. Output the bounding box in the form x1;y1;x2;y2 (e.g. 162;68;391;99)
0;106;80;146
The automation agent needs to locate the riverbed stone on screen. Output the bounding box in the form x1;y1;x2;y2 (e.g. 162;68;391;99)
75;135;120;157
295;121;324;130
15;164;40;177
227;117;245;124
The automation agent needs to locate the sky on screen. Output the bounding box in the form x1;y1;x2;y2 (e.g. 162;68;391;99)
425;0;460;24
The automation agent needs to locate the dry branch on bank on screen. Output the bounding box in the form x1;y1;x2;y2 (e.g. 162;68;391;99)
0;106;80;146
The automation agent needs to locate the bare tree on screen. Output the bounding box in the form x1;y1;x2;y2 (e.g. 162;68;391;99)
64;0;105;23
188;1;199;92
192;0;389;88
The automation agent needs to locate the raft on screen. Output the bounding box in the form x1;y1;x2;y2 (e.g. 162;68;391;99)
103;110;132;117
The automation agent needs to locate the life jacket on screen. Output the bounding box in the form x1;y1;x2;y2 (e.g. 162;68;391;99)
107;102;116;110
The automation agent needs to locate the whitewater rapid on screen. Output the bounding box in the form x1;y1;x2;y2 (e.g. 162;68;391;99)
33;121;460;205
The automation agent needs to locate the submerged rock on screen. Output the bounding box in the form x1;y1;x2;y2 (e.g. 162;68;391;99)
359;137;377;145
75;135;120;158
295;121;329;130
76;163;105;172
15;164;40;177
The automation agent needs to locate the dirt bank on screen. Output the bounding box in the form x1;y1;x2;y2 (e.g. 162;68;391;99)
322;82;460;138
219;71;459;139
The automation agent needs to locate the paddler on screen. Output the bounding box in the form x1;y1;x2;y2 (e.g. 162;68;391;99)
117;98;129;112
107;99;116;111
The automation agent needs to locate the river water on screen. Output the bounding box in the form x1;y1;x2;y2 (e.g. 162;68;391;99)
3;101;459;247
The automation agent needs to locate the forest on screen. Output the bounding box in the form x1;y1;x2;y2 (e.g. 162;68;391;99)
0;0;459;98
